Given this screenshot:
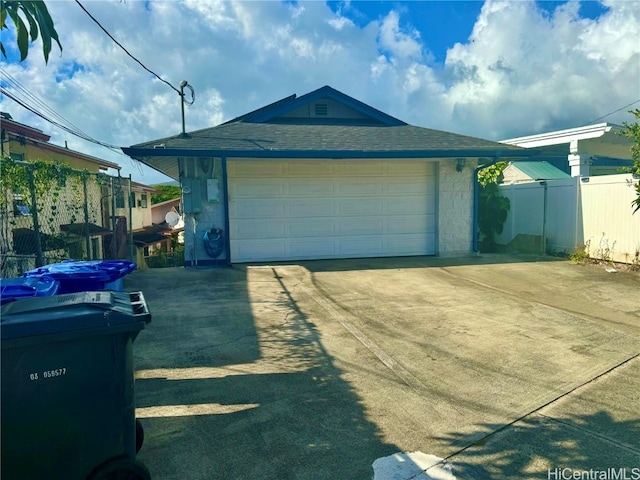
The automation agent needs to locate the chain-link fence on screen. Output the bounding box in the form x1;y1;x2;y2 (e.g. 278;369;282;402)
1;158;133;278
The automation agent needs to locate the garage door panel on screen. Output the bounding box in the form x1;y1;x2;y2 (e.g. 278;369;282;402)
337;218;384;235
335;162;384;175
338;198;383;215
234;240;285;260
231;161;285;176
233;219;285;239
337;179;384;195
233;179;284;197
287;179;335;196
385;196;435;215
287;162;334;176
233;199;284;218
289;239;337;257
229;160;437;262
287;199;336;217
287;218;335;236
386;216;435;234
338;238;384;255
386;177;436;193
386;234;436;253
387;161;435;175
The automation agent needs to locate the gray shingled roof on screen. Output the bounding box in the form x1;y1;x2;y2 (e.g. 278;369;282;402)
132;121;524;153
124;86;534;180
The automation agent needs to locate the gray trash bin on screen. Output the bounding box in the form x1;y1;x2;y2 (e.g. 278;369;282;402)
1;291;151;480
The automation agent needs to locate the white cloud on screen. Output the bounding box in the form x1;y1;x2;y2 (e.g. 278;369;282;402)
438;0;640;138
1;0;638;184
377;10;423;61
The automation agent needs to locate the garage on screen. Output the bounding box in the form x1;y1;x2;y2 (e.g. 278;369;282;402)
228;159;437;262
125;85;530;266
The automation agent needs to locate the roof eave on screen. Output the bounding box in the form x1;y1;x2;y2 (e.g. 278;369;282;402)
501;123;621;148
122;146;535;160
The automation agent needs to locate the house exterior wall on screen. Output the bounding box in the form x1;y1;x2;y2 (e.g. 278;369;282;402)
126;191;153;230
437;159;478;255
4;140;105;173
497;174;640;263
180;157;226;266
179;157;479;264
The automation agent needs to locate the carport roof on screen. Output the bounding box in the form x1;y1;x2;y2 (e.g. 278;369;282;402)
123;85;534;180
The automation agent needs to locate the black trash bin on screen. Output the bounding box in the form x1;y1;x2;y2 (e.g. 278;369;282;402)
1;290;152;480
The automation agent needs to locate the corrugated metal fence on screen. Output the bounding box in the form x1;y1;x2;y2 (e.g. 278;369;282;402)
497;174;640;264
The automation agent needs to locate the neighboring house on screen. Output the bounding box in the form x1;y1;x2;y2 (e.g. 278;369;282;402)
123;85;532;266
502;161;571;184
1;112;120;174
151;198;181;225
501;123;634;177
136;197;184;257
1;112;120;271
128;181;156;230
103;177;157;259
498;124;637;263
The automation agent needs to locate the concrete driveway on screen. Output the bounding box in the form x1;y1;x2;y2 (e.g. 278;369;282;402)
125;255;640;480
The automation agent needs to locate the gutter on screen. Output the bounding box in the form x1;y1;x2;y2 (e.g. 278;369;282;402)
121;146;535;160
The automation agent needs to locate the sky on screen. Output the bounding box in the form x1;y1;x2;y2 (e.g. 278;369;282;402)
1;0;639;185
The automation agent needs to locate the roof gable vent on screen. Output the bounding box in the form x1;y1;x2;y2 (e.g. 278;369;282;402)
313;103;329;117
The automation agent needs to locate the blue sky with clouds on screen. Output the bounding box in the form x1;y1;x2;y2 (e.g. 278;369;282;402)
1;0;638;184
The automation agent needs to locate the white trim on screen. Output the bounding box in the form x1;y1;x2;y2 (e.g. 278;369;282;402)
500;123;622;148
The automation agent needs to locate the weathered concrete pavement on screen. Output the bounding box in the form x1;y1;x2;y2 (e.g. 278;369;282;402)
126;255;640;479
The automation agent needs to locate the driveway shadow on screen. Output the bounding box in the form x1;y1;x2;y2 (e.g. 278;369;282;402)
256;253;567;274
126;266;401;479
125;266;261;369
439;411;640;479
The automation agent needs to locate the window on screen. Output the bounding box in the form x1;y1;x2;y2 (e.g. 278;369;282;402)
140;194;148;208
13;195;30;216
11;181;29;216
115;191;125;208
92;238;100;259
129;192;136;208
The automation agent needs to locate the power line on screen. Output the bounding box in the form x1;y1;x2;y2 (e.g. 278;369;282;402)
581;99;640;126
75;0;181;96
1;68;120;149
0;68;144;174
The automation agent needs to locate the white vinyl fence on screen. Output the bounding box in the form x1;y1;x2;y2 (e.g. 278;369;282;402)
497;174;640;264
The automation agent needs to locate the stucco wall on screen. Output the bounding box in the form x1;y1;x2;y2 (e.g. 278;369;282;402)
181;158;227;266
437;159;477;255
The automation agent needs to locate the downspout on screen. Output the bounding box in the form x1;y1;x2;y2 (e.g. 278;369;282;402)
472;155;500;253
222;157;231;265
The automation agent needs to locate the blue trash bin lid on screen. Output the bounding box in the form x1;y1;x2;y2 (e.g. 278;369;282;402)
0;277;60;305
23;260;136;283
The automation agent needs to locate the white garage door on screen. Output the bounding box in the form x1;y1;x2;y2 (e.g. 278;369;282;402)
228;160;437;262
